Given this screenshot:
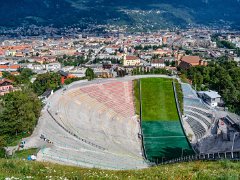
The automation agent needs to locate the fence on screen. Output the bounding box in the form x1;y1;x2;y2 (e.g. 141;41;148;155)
158;151;240;165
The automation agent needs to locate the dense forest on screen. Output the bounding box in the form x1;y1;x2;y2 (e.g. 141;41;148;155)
0;90;41;147
0;67;96;156
182;60;240;114
0;70;63;156
32;72;61;95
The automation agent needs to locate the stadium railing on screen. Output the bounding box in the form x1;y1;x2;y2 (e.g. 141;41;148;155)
156;151;240;165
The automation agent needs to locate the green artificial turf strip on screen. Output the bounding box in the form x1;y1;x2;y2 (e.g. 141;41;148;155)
140;78;179;121
133;79;140;115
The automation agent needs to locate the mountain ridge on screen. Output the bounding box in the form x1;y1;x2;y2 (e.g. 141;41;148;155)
1;0;240;30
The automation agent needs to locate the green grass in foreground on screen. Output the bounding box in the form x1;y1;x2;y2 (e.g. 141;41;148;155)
141;78;179;121
0;159;240;179
12;148;38;160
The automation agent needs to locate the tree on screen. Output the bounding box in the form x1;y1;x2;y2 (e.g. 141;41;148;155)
57;55;86;66
236;48;240;57
85;68;95;80
2;68;34;85
0;136;6;158
170;61;176;67
0;136;5;148
2;71;14;79
64;77;85;85
32;72;61;95
164;61;170;66
19;68;33;78
185;50;192;55
0;90;41;137
17;68;34;84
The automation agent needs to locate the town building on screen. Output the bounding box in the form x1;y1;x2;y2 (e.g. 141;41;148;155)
46;63;61;72
105;45;120;54
58;70;76;84
123;55;140;66
0;64;20;72
225;113;240;131
198;90;221;107
178;56;207;70
0;78;14;96
151;59;166;68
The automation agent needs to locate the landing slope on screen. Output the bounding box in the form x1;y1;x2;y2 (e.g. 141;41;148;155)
140;78;194;162
141;78;179;121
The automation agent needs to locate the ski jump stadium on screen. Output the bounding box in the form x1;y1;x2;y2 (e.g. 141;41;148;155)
23;75;240;170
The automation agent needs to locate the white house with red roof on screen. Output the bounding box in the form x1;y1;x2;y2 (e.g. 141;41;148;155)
0;78;14;96
0;64;20;72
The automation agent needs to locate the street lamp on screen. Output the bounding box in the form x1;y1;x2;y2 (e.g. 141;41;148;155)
181;148;184;159
162;156;165;164
231;132;238;159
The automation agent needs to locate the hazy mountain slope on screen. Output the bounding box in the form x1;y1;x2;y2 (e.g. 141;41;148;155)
0;0;240;29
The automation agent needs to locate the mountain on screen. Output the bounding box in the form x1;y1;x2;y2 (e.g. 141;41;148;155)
0;0;240;30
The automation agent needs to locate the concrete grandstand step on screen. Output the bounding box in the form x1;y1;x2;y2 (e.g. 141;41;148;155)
186;106;213;119
185;110;211;128
34;79;147;170
185;116;206;139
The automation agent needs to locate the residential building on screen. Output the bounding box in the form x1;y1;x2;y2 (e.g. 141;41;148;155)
46;63;61;72
105;45;120;54
27;64;45;72
151;59;166;68
0;64;20;72
0;78;14;96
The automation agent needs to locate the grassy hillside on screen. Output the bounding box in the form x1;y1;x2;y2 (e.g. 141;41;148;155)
141;78;178;121
0;158;240;179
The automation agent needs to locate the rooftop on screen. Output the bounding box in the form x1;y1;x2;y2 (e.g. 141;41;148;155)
125;55;139;61
203;90;221;99
58;70;69;77
0;78;13;85
226;112;240;126
151;59;165;64
181;56;201;63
